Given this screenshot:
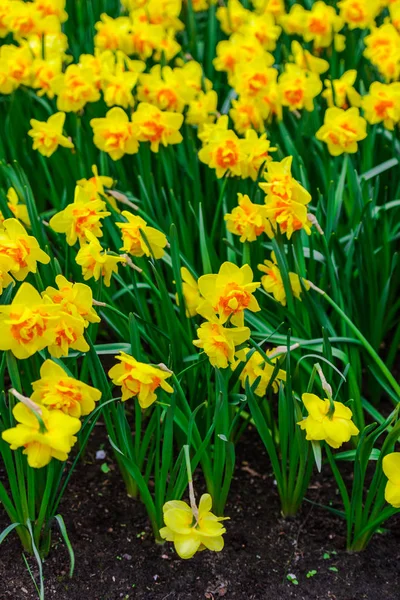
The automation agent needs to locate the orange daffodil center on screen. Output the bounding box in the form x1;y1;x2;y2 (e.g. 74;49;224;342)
197;262;260;326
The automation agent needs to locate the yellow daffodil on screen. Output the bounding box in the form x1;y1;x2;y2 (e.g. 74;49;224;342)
90;107;139;161
363;24;400;82
362;82;400;130
32;359;101;418
322;70;361;109
0;218;50;281
6;188;30;227
382;452;400;508
2;402;80;468
230;56;277;99
28;112;74;158
229;97;267;135
302;1;344;50
316;107;367;156
224;193;272;243
259;157;313;239
337;0;381;30
297;393;359;449
290;40;329;74
108;351;173;407
75;231;125;287
51;64;100;112
232;347;286;396
178;267;202;318
117;211;167;259
0;283;58;359
279;64;322;112
160;494;228;559
131;102;184;152
46;309;89;358
258;252;309;305
193;319;250;369
186;91;218;128
44;275;100;325
198;129;246;179
49;186;110;246
197;262;260;326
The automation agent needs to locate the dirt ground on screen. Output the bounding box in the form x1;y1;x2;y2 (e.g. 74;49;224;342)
1;423;400;600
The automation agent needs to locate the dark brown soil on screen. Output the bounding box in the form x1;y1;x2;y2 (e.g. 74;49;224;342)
1;424;400;600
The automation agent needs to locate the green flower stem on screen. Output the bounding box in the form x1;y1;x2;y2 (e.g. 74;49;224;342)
308;281;400;400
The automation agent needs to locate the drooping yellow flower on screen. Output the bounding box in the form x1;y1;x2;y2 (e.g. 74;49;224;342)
362;82;400;130
259;157;313;239
28;112;74;158
232;347;286;396
0;283;58;359
239;130;277;181
117;211;167;259
131;102;184;152
322;70;361;109
1;402;80;468
279;64;322;112
44;275;100;325
32;359;101;418
193;320;250;369
51;64;101;112
49;186;110;246
316;107;367;156
297;393;359;449
76;165;116;210
90;107;139;161
198;130;246;179
337;0;380;30
160;494;228;559
258;252;309;306
6;188;30;227
178;267;202;318
197;262;260;326
290;40;329;74
108;351;173;407
0;219;50;281
75;231;125;287
224;193;272;243
382;452;400;508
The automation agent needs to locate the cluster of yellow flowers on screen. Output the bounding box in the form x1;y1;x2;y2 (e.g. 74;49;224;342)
48;167;167;286
1;359;101;468
94;0;182;62
0;0;69;96
0;275;100;359
198;115;276;180
224;156;314;243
